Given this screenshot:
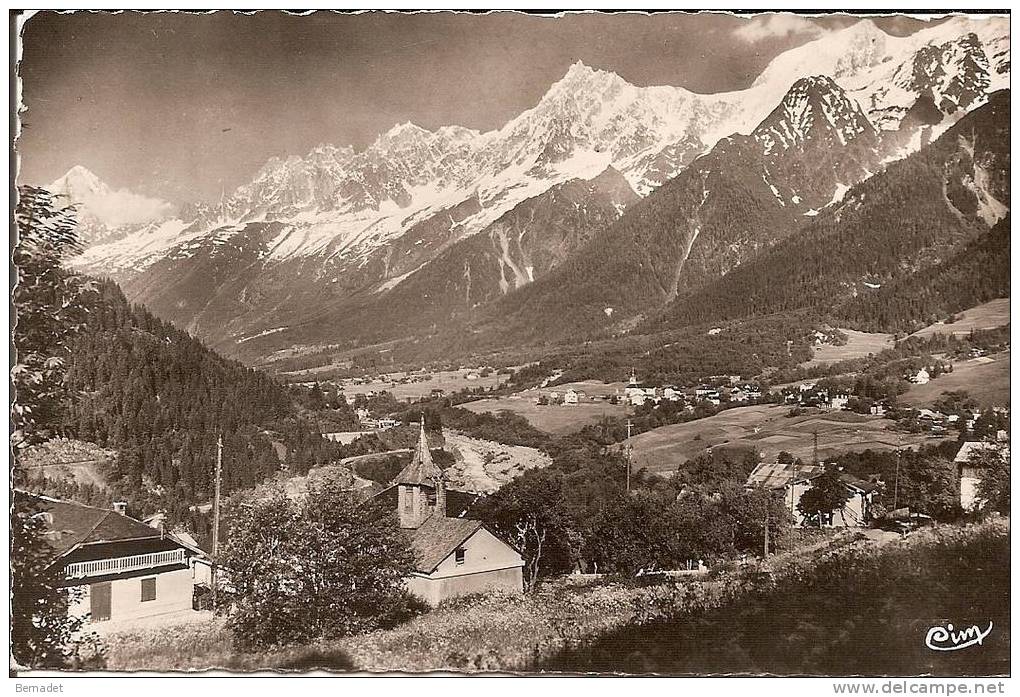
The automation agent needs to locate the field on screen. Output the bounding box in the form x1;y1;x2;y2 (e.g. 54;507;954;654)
801;329;894;367
461;381;630;434
900;350;1011;409
333;369;508;401
628;405;945;475
907;297;1010;340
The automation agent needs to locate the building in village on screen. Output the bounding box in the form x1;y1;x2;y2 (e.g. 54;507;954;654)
368;422;524;605
955;440;1010;511
828;393;850;411
624;371;657;406
563;389;579;405
17;491;209;624
745;461;878;527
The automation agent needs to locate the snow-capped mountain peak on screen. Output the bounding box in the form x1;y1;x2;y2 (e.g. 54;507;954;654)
70;16;1008;284
46;166;173;241
48;165;111;199
753;75;875;154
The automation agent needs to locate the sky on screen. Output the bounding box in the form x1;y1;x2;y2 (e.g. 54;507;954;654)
17;10;949;205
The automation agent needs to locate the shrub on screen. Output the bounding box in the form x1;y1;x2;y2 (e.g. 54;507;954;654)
220;472;417;649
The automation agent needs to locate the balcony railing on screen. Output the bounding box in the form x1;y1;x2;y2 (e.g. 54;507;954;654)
65;548;186;579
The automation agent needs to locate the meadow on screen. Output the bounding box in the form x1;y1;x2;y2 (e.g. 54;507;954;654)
627;405;945;475
334;369;508;400
801;328;894;367
906;297;1010;340
460;380;630;434
900;350;1011;409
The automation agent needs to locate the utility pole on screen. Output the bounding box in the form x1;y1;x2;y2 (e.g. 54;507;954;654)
893;437;902;512
625;419;633;492
763;503;770;558
790;456;798;519
211;434;222;610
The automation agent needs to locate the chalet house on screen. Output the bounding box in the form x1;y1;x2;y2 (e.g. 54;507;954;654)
787;472;878;527
368;423;524;605
693;386;721;406
18;492;208;624
662;385;682;402
955;440;1010;511
563;389;579;405
911;368;931;385
744;463;877;527
828;394;850;411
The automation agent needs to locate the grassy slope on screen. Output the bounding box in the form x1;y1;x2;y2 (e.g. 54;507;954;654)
101;522;1007;674
541;520;1009;676
906;297;1011;341
900;351;1011;409
460;398;629;435
801;328;895;368
627;405;946;475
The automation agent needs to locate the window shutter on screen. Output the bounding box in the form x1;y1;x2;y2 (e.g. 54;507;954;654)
141;577;157;602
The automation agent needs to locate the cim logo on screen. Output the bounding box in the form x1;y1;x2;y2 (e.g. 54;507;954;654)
925;622;994;652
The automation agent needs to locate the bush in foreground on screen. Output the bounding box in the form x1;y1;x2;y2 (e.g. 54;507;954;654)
220;472;423;649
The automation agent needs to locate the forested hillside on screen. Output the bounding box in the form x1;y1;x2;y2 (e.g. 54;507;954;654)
836;216;1010;332
649;90;1009;333
480;134;800;344
57;279;343;517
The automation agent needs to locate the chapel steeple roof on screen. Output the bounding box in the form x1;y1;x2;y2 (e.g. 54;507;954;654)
393;416;444;486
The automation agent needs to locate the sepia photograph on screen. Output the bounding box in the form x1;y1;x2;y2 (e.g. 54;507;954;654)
8;8;1011;680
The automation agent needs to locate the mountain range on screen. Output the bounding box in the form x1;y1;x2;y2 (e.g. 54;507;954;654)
53;16;1010;367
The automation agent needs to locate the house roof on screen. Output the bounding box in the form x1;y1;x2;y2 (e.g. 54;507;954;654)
746;462;824;489
954;440;1009;465
404;515;484;573
15;491;164;563
839;474;882;494
393;421;444;486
